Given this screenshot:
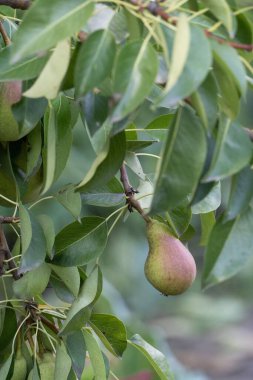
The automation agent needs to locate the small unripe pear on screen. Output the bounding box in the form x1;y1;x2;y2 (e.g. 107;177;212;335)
145;220;196;295
11;348;27;380
27;352;55;380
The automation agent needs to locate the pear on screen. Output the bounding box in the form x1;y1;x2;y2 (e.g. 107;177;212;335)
0;81;22;141
27;352;55;380
11;348;27;380
145;219;196;295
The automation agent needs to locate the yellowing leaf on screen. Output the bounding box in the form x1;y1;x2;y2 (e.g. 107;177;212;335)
23;39;71;99
165;13;190;93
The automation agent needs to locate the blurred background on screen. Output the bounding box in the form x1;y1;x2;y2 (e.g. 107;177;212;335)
2;116;253;380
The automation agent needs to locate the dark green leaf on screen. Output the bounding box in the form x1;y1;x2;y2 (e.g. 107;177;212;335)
203;120;252;181
36;214;55;258
150;107;207;213
66;331;86;379
19;213;47;273
90;313;127;357
0;306;17;352
77;131;126;192
112;40;158;121
0;144;17;206
60;266;102;335
129;334;174;380
225;166;253;221
53;217;107;267
190;73;218;131
203;207;253;288
75;29;116;97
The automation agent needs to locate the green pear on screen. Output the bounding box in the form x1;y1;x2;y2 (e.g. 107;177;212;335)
27;352;55;380
0;81;22;141
145;219;196;295
11;348;27;380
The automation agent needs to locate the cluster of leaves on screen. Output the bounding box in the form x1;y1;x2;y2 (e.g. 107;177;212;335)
0;0;252;378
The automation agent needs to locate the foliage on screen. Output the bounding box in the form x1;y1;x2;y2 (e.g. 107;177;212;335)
0;0;252;378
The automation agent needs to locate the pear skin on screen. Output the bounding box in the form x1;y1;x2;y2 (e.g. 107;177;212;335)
0;81;22;141
145;220;196;295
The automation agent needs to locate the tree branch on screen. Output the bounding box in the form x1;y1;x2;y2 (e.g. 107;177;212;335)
0;223;20;280
129;0;253;52
0;0;31;10
120;164;151;223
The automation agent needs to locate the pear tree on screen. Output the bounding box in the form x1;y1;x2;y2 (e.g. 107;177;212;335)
0;0;252;379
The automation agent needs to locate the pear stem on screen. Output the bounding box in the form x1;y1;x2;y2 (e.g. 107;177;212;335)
0;21;11;46
120;164;151;223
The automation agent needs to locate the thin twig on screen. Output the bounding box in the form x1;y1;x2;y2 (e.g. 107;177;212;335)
129;0;253;51
0;216;20;224
120;164;151;223
0;0;31;10
0;224;20;280
40;315;59;335
0;21;11;46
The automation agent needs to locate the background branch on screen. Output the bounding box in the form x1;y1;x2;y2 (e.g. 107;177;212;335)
0;0;31;9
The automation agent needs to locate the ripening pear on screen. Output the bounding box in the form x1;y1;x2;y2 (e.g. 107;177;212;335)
144;219;196;295
0;81;22;141
11;348;27;380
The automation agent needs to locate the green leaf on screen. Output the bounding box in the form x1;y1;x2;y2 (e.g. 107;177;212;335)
203;0;234;36
211;40;247;96
0;355;13;379
11;0;94;62
49;265;80;297
200;212;216;246
66;331;86;379
53;216;107;267
190;73;218;131
90;314;127;357
0;45;48;81
129;334;174;380
60;266;102;335
0;306;17;351
26;125;42;176
24;39;71;99
36;214;55;258
56;185;81;219
166;203;192;237
112;40;158;121
203;207;253;288
212;59;240;119
19;213;47;273
19;203;32;254
192;182;221;214
83;329;107;380
42;96;73;193
13;263;51;298
225;166;253;221
150;107;207;213
77;131;126;192
0;144;17;205
157;24;212;107
54;343;72;380
82;177;124;207
163;14;190;93
203;119;252;181
75;29;116;97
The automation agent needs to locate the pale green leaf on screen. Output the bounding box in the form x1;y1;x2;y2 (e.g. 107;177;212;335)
24;39;71;99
